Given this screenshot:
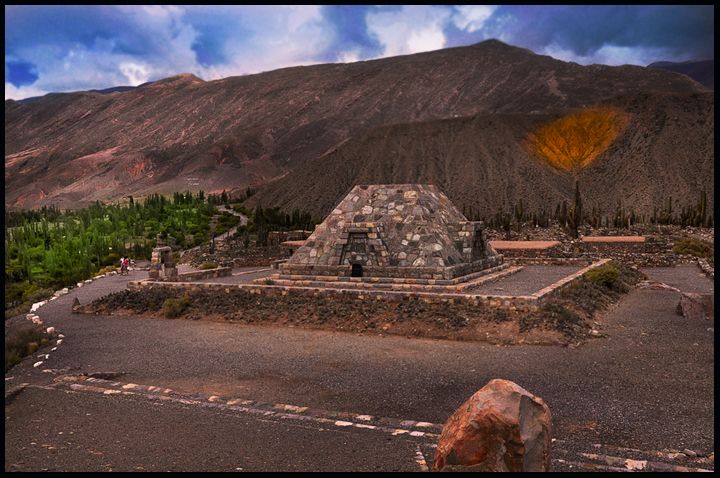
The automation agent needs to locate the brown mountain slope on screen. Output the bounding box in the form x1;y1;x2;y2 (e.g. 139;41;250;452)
247;92;714;218
648;60;714;90
4;39;708;210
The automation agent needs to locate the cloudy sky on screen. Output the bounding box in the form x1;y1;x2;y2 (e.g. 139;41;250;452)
5;5;714;100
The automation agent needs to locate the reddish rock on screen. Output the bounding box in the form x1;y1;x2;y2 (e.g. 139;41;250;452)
432;379;552;472
677;293;714;320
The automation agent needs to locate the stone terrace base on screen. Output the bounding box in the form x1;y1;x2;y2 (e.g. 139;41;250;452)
127;259;610;311
262;264;524;294
279;255;504;281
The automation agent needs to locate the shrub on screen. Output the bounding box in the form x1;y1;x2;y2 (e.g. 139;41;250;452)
98;265;117;274
162;293;191;319
23;287;54;304
26;341;39;354
5;327;50;372
673;238;713;259
200;262;218;270
584;264;620;288
102;252;121;267
263;278;275;285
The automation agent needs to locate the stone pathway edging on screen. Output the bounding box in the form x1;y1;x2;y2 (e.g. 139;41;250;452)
51;375;444;440
35;375;714;473
697;259;714;279
19;268;125;374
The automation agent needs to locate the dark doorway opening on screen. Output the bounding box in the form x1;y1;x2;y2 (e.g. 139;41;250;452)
351;263;363;277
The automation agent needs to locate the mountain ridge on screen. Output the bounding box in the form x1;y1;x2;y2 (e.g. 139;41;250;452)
5;39;712;214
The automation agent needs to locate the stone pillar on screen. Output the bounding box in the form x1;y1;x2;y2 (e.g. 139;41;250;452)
164;266;178;280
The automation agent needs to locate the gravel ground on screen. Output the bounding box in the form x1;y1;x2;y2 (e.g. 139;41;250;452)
4;265;714;470
643;265;714;293
467;265;583;295
5;387;420;472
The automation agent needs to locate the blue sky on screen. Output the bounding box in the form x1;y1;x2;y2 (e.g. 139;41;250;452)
5;5;714;100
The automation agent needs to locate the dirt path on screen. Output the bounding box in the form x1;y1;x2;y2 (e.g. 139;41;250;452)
5;265;714;471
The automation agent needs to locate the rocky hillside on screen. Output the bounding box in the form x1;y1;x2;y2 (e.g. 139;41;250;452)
247;91;714;218
5;40;712;213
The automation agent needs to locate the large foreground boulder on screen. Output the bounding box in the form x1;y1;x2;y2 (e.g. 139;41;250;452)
433;379;552;472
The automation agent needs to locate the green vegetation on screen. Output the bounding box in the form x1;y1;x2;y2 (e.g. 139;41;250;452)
200;262;219;270
250;205;317;246
4;191;241;312
5;327;53;372
584;263;620;289
162;293;191;319
673;238;714;261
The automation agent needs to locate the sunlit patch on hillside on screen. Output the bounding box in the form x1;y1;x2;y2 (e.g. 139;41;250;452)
526;107;630;171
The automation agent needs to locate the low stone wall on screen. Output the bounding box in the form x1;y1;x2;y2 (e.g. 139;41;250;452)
164;267;232;282
508;252;686;267
533;259;612;302
510;257;592;266
697;259;714;279
127;279;540;311
127;259;608;312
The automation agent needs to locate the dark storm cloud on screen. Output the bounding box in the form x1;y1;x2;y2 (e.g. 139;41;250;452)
445;5;714;61
4;5;714;100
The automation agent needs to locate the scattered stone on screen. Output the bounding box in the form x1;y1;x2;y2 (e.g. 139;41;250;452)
33;361;44;368
71;297;81;312
46;327;55;334
624;459;647;471
433;379;552;472
30;301;46;312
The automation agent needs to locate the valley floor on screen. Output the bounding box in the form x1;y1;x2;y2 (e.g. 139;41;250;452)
4;265;714;471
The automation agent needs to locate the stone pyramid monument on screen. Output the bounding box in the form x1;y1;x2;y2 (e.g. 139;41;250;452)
279;184;502;280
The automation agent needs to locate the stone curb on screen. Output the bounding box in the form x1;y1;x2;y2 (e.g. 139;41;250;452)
532;258;611;301
55;375;444;439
